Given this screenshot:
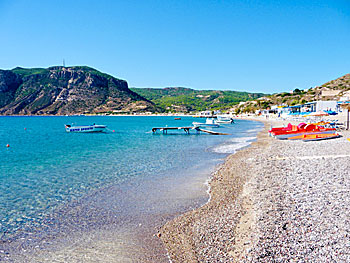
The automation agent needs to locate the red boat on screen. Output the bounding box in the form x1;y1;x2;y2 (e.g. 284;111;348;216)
269;123;336;140
269;123;306;133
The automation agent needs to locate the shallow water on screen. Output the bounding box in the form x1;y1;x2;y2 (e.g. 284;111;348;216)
0;116;263;261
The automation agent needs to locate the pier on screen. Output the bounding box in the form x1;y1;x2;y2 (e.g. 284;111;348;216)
151;127;229;135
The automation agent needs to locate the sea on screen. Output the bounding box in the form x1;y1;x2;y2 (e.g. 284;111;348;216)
0;116;263;262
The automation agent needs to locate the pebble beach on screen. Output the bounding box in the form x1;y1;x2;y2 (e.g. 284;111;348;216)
160;118;350;262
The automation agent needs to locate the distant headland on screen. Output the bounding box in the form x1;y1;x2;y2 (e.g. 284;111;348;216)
0;66;156;115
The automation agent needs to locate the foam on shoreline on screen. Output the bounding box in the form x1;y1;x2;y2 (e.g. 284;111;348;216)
211;136;257;154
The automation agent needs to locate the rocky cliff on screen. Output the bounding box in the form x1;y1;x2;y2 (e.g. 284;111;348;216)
0;66;156;115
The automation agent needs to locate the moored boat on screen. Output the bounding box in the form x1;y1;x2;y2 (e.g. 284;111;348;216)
192;118;220;128
216;116;234;124
65;124;107;133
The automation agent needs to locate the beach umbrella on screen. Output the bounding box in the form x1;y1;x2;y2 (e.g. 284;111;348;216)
308;111;329;116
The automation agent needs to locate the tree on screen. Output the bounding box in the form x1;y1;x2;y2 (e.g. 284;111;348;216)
290;99;299;106
293;88;302;94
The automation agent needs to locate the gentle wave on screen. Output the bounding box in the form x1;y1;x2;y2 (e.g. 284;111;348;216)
245;127;262;133
211;136;256;154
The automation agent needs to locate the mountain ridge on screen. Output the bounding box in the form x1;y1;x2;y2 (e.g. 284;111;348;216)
130;87;266;113
0;66;156;115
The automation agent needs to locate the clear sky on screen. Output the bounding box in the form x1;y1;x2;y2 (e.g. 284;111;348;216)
0;0;349;93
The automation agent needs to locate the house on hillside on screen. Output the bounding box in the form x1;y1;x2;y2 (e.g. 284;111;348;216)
304;101;340;113
269;101;342;118
256;105;289;117
283;100;342;116
198;110;212;117
320;88;342;97
339;91;350;102
255;105;280;116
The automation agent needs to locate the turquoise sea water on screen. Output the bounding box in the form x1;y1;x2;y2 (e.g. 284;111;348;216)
0;116;263;259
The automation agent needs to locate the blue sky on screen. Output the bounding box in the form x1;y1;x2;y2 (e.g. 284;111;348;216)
0;0;349;93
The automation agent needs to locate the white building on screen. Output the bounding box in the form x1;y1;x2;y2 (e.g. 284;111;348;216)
304;101;339;112
198;110;212;117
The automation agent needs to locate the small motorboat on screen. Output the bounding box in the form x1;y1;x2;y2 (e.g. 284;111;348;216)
174;117;181;120
216;116;234;124
193;118;220;128
65;124;107;133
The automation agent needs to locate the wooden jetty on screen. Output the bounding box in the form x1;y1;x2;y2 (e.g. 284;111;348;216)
152;127;229;135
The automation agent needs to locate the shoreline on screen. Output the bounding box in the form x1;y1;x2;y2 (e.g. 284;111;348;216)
159;118;270;262
160;117;350;262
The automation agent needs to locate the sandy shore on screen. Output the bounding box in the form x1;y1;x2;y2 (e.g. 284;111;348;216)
160;118;350;262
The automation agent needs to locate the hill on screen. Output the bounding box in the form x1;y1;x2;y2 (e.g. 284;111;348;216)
234;73;350;113
130;87;266;113
0;66;156;115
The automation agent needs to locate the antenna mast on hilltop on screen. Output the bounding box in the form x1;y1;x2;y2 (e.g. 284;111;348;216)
63;59;66;67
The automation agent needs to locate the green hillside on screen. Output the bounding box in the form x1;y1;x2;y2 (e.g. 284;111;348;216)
0;66;156;115
131;87;266;113
234;73;350;113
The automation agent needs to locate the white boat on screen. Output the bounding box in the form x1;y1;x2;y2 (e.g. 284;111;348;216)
65;124;107;133
216;116;234;124
192;118;220;128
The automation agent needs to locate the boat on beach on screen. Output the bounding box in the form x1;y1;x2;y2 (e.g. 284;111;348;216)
288;133;341;141
269;123;337;140
65;124;107;133
192;118;220;128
